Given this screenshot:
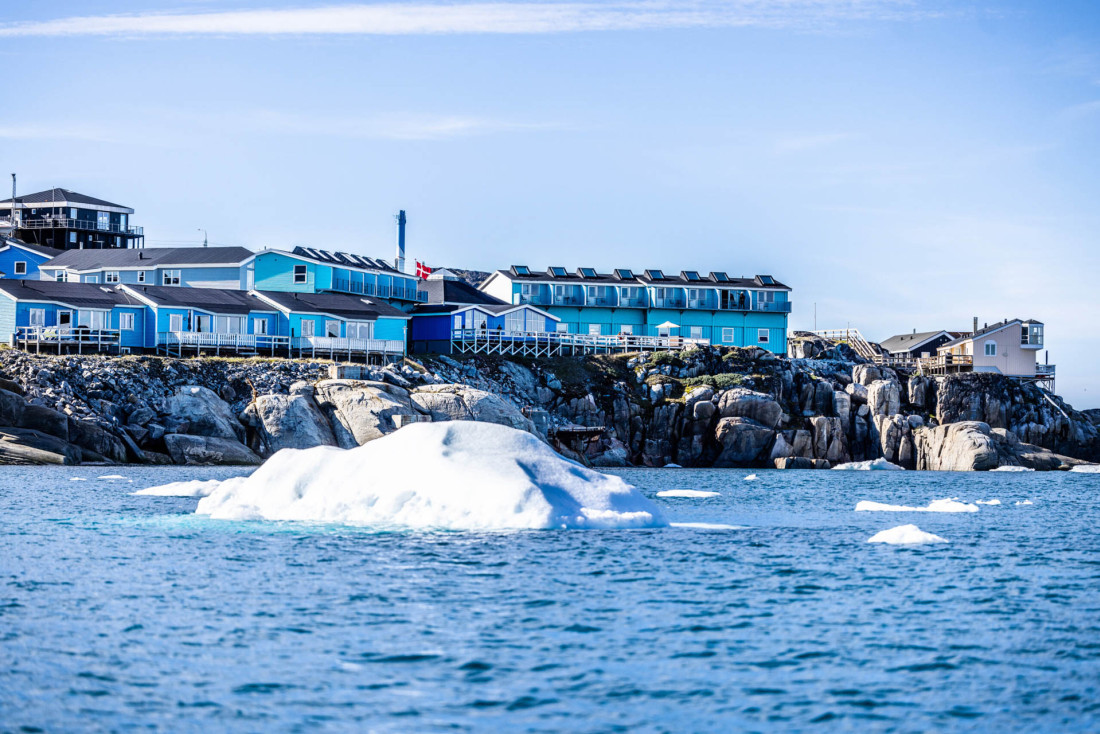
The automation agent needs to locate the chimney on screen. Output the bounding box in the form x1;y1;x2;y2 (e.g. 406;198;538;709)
973;316;978;334
912;328;916;334
394;210;407;274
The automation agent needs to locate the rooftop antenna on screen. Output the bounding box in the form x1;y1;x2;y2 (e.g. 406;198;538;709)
9;173;16;229
198;228;207;248
394;210;406;273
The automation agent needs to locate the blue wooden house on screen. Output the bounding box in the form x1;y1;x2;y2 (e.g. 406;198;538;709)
0;280;148;353
479;266;792;353
249;247;426;311
40;246;254;289
410;272;558;353
0;239;64;280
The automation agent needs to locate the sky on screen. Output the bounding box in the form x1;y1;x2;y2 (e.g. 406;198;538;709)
2;0;1098;407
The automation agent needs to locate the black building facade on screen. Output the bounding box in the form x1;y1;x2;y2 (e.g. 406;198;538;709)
0;188;144;250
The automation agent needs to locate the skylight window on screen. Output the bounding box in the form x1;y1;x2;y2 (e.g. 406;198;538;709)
645;269;665;280
579;267;598;279
549;266;567;277
683;270;701;281
758;275;775;285
512;265;531;276
710;271;729;282
614;268;634;280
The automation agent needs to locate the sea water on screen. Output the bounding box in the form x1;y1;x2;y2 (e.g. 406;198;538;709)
2;465;1098;732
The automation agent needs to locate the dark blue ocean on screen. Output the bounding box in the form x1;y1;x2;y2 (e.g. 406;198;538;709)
2;465;1098;732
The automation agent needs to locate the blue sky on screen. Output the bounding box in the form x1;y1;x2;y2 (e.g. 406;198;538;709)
2;1;1098;406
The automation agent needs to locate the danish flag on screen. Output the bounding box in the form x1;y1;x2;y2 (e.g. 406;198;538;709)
416;260;433;279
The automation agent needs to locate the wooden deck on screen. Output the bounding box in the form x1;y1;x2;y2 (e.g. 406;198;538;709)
156;332;405;363
15;327;123;355
450;329;710;357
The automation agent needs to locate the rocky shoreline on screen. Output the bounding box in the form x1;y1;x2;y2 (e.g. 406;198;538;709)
0;344;1096;470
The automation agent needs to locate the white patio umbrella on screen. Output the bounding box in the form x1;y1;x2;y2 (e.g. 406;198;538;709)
655;321;679;330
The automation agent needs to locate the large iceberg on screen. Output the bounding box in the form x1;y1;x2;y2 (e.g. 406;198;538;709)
867;524;949;545
195;422;667;530
1069;464;1100;473
855;497;979;513
135;479;229;497
833;458;904;471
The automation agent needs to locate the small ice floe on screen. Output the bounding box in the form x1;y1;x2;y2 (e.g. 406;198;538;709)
134;479;228;498
991;466;1034;472
195;422;667;530
663;463;683;468
1015;499;1034;506
670;522;746;530
98;475;126;480
69;477;87;482
190;387;201;394
744;474;758;481
975;499;1001;506
1069;464;1100;473
856;498;978;513
868;524;948;545
833;458;904;471
656;489;720;498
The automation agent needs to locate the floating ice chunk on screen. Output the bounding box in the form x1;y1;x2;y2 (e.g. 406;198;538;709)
656;489;720;498
991;466;1034;472
670;522;747;530
135;479;231;498
1015;499;1034;506
855;497;979;513
98;475;126;480
744;474;758;481
975;499;1001;506
196;422;667;530
833;458;905;471
1069;464;1100;473
663;463;682;468
868;524;948;545
69;477;87;482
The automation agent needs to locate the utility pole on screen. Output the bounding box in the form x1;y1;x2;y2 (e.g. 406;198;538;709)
198;228;208;247
9;173;16;229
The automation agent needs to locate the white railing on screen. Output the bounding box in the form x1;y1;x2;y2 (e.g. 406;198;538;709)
452;328;709;352
159;331;287;350
293;336;405;355
16;326;122;353
157;331;404;358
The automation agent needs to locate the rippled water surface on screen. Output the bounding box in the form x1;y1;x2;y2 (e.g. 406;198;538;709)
2;465;1099;732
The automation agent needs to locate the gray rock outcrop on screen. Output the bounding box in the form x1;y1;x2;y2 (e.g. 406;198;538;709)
164;434;262;465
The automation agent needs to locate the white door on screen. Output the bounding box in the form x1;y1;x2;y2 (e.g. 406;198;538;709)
325;320;341;338
169;314;184;332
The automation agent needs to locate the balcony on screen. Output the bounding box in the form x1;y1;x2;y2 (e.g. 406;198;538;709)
1035;363;1056;377
755;301;792;313
589;296;618;307
516;293;552;306
619;296;648;308
688;298;718;310
553;294;585;306
651;297;686;309
17;217;143;236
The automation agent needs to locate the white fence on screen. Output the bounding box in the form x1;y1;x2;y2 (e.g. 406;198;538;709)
157;331;404;361
451;328;709;357
16;326;122;354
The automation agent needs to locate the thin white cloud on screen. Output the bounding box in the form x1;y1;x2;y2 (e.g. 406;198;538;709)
235;109;565;140
0;2;946;38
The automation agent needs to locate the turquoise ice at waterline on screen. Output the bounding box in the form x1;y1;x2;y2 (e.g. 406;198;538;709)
2;460;1099;731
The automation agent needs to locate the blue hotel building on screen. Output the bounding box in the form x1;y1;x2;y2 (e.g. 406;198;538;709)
479;266;792;353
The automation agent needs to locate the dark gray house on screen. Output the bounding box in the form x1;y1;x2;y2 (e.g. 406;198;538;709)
0;188;144;250
878;330;961;359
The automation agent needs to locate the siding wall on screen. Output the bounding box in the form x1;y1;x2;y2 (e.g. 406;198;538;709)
0;249;51;280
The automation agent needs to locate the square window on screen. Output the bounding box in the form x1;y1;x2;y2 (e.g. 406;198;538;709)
137;271;146;283
293;265;308;284
556;322;569;333
105;271;119;283
588;324;601;336
984;342;997;356
757;328;770;344
722;327;735;343
29;309;45;327
689;326;703;339
119;312;135;331
13;261;26;275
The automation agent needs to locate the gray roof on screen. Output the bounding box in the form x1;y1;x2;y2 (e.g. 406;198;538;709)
940;319;1038;349
0;188;132;211
291;246;399;274
43;246;254;271
879;330;950;354
257;290;410;320
423;278;504;306
0;280;143;309
126;285;270;315
495;267;790;290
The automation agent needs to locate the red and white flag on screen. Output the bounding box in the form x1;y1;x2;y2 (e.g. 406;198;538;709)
416;260;433;279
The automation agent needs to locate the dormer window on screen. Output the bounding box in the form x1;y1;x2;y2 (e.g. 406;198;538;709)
549;266;567;277
756;275;776;285
682;270;701;281
511;265;531;276
645;269;664;280
710;271;729;282
614;268;634;280
578;267;598;279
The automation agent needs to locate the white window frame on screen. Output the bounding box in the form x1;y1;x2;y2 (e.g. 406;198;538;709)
97;211;109;230
57;310;72;328
453;315;463;330
163;270;181;286
984;341;997;357
757;328;770;344
55;271;67;283
136;271;146;283
105;271;120;284
347;321;374;340
325;320;341;338
300;319;315;337
293;265;308;284
253;318;268;335
119;312;135;331
556;322;569;333
722;327;736;343
588;323;601;336
28;308;46;327
169;313;184;332
85;275;99;284
13;261;26;275
689;326;703;339
471;311;488;331
69;232;76;244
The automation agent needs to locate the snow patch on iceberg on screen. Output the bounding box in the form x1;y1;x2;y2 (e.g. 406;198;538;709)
868;524;948;545
135;479;233;498
1015;499;1034;506
855;497;979;513
744;474;758;481
991;466;1034;472
195;422;667;531
657;489;720;498
833;458;905;471
1069;464;1100;473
